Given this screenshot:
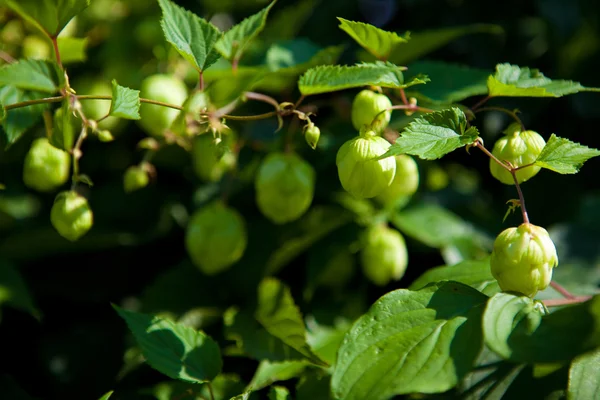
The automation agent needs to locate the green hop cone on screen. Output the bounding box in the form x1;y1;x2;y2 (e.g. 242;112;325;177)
255;152;315;224
336;131;396;199
50;191;93;241
304;124;320;150
489;123;546;185
192;133;236;182
123;166;150;193
185;201;247;275
360;224;408;286
138;74;188;138
351;89;392;133
490;222;558;297
375;154;419;206
23;138;71;192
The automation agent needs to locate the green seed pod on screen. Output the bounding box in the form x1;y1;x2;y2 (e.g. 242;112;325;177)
192;133;236;182
351;89;392;133
185;201;247;275
255;152;315;224
23;138;70;192
304;124;320;150
138;74;188;138
50;191;93;241
375;155;419;206
336;131;396;199
123;166;150;193
489;123;546;185
490;222;558;297
360;225;408;286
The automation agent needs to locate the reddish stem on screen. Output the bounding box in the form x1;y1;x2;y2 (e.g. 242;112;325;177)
543;296;592;307
550;281;576;299
471;95;491;111
51;36;63;69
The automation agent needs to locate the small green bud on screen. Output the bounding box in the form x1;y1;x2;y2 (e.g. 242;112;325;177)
361;225;408;286
490;123;546;185
255;152;315;224
351;89;392;133
185;201;247;275
123;166;150;193
304;124;320;150
336;132;396;198
138;74;188;138
23;138;71;192
375;155;419;206
192;133;236;182
50;191;93;241
97;130;114;142
490;223;558;297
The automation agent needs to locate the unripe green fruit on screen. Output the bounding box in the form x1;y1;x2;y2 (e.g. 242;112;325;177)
489;124;546;185
304;124;320;150
490;223;558;297
336;131;396;198
376;155;419;206
351;89;392;133
192;133;236;182
361;225;408;286
123;166;150;193
79;80;120;131
138;74;188;138
255;152;315;224
23;138;70;192
185;201;247;275
22;35;51;60
50;191;93;241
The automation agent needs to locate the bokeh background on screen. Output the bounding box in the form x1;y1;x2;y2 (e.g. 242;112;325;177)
1;0;600;398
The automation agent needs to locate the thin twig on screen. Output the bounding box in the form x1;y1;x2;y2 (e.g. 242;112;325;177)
543;296;592;307
471;95;491;111
398;88;409;105
550;281;576;299
474;106;525;130
0;50;16;63
51;37;63;69
207;382;216;400
5;96;65;110
510;169;529;224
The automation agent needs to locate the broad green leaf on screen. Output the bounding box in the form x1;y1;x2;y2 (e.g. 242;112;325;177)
534;134;600;174
482;293;600;363
50;102;78;151
390;203;492;250
158;0;222;72
256;278;326;366
97;391;113;400
409;258;500;296
298;62;428;95
331;281;487;399
305;318;351;366
337;18;409;60
0;86;49;148
0;59;62;93
568;348;600;400
5;0;90;37
487;63;600;97
113;305;222;383
57;37;87;64
406;61;490;103
268;386;290;400
215;1;276;61
381;107;479;160
248;360;309;391
109;80;141;120
0;260;39;319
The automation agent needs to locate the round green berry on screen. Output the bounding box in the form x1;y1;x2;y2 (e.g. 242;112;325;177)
375;155;419;206
361;224;408;286
23;138;70;192
50;191;93;241
351;89;392;133
138;74;188;138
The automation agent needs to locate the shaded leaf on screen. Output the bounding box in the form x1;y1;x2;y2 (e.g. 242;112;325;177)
97;391;113;400
57;36;87;64
5;0;90;36
109;80;141;120
248;360;309;391
0;59;62;93
568;348;600;400
535;134;600;174
268;386;290;400
0;260;39;319
50;101;78;151
337;18;409;60
0;86;49;148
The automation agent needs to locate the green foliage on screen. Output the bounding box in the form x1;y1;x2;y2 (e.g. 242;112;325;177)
568;348;600;399
0;59;62;93
4;0;90;37
56;37;87;64
97;391;113;400
0;260;39;319
337;18;409;60
50;101;77;151
109;80;140;120
248;360;309;391
535;134;600;174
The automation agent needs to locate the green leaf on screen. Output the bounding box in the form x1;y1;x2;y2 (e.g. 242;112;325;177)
97;391;113;400
113;305;222;383
405;61;490;103
50;101;78;151
305;319;351;366
487;63;600;97
109;80;141;120
298;62;428;96
534;134;600;174
268;386;291;400
229;393;252;400
0;59;62;93
0;260;40;319
331;282;487;399
482;293;600;363
337;18;409;60
215;1;276;62
5;0;90;37
150;375;245;400
568;348;600;400
57;36;87;64
409;258;500;296
248;360;309;391
0;105;5;123
256;278;326;366
158;0;222;72
0;86;49;148
261;0;317;43
381;107;479;160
